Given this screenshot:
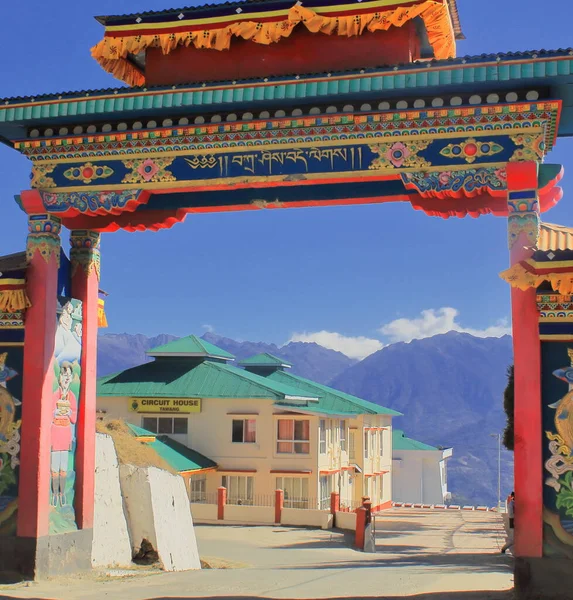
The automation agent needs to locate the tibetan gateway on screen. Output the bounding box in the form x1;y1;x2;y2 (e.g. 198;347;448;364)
0;1;573;596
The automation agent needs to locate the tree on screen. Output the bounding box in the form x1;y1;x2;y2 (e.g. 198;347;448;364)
503;365;514;451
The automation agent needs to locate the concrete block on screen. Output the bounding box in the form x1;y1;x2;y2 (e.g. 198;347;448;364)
120;464;201;571
92;434;132;568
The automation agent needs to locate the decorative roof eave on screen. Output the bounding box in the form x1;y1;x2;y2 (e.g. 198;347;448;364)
539;222;573;252
1;50;572;130
500;256;573;295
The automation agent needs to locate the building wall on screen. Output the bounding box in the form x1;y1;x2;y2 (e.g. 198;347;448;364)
97;396;394;508
392;449;448;505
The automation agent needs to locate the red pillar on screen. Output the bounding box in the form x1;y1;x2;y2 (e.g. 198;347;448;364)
217;486;226;520
355;507;367;549
330;491;340;515
70;230;100;530
17;214;61;538
275;489;284;524
507;161;543;558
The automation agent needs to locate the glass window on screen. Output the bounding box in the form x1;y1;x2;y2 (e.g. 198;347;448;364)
232;419;256;443
340;420;347;452
158;418;172;434
364;430;369;459
319;475;332;510
277;419;310;454
189;474;206;503
276;477;309;508
222;475;254;505
142;417;158;433
379;430;384;456
174;418;188;435
319;419;326;454
349;430;356;461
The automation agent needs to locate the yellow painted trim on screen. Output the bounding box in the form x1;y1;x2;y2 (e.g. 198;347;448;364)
540;335;573;341
0;341;24;346
0;279;26;285
35;162;515;193
179;467;217;476
531;260;573;269
105;0;418;32
539;317;573;323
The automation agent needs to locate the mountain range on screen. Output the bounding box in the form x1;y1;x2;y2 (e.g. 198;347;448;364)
97;330;513;506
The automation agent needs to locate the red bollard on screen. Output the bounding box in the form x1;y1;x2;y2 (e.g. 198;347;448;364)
275;489;284;524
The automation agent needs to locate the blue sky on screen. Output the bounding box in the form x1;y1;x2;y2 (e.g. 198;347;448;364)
1;1;572;359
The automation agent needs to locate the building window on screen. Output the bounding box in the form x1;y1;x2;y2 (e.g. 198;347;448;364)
277;419;310;454
364;430;369;459
319;475;332;510
276;477;309;508
379;430;384;456
142;417;188;435
349;430;356;461
189;473;207;503
319;419;326;454
340;420;347;452
232;419;256;443
222;475;254;505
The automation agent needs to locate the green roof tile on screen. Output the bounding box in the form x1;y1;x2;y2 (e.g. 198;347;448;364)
97;358;317;401
393;429;438;451
151;436;217;473
147;335;235;359
239;353;292;367
266;371;401;417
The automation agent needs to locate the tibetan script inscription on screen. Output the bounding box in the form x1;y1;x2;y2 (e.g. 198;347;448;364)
184;146;364;178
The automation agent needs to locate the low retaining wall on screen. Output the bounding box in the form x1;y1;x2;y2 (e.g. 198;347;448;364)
190;503;218;522
224;505;276;524
282;508;333;529
335;510;357;531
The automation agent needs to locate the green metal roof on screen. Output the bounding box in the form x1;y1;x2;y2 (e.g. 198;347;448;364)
266;370;402;417
393;429;438;451
239;353;292;367
147;335;235;359
127;423;217;472
97;358;317;400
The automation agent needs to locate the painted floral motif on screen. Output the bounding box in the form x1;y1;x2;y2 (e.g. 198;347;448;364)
122;157;176;184
30;163;57;188
63;162;114;185
507;212;539;249
369;140;431;170
41;190;143;215
510;134;546;162
26;215;62;266
440;138;503;164
402;167;507;196
70;231;101;281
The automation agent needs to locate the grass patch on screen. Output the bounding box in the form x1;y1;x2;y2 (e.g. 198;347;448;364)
96;419;178;475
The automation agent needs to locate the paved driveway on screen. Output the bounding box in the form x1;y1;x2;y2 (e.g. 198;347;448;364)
1;509;513;600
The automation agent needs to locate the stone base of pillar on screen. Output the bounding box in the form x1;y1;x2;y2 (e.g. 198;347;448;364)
515;557;573;599
0;530;93;580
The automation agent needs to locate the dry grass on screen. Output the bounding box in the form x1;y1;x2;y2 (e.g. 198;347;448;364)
96;419;178;475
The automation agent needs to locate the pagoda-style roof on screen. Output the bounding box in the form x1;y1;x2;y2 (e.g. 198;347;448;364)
147;334;235;359
538;222;573;252
239;353;293;368
91;0;461;86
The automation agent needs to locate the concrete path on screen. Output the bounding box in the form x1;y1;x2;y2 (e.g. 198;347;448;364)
0;509;513;600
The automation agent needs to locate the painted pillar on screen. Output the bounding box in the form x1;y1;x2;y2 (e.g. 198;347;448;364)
69;230;100;530
275;489;284;524
217;486;226;520
17;214;61;538
507;161;543;558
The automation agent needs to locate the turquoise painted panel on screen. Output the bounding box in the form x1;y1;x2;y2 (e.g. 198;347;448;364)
474;67;487;82
203;90;214;104
122;97;133;111
163;95;173;108
222;89;233;103
558;61;571;76
253;87;265;101
31;106;42;119
306;82;317;97
440;70;452;85
274;85;286;99
338;80;350;94
486;66;498;80
182;92;193;105
284;85;296;99
172;93;183;107
498;65;510;81
327;80;339;94
212;90;223;103
14;108;23;120
242;88;254;102
50;104;59;118
379;77;392;90
509;64;521;79
263;86;274;100
360;78;371;92
132;96;143;110
317;81;329;95
521;64;534;79
395;74;407;88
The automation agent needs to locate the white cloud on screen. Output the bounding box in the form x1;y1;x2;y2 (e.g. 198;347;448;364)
288;331;383;360
379;307;511;344
201;324;215;333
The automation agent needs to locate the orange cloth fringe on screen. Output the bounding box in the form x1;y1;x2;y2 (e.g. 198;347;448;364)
500;260;573;296
0;289;31;313
91;1;455;86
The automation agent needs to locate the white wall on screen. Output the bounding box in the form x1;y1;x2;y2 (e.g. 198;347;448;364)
120;465;201;571
393;449;449;505
92;434;133;568
281;508;333;529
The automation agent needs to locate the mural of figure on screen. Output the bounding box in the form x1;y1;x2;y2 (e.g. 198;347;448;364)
0;353;20;444
50;361;77;507
54;301;81;364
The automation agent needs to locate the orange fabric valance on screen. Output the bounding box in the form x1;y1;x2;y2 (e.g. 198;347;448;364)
92;1;456;87
500;260;573;296
0;279;31;313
